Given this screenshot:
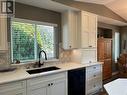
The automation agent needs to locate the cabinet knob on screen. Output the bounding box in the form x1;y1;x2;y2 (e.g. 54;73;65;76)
51;83;53;85
69;46;72;48
89;45;92;47
94;75;96;77
48;84;50;86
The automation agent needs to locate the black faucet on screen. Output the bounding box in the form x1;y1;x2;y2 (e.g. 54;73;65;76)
38;50;47;67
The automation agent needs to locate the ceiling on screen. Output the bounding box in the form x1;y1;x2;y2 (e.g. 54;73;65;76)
75;0;127;21
106;0;127;21
75;0;116;5
16;0;78;12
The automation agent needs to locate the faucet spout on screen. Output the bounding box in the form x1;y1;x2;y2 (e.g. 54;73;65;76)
38;50;47;67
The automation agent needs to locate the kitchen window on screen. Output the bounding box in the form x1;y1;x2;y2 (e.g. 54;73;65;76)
11;18;58;63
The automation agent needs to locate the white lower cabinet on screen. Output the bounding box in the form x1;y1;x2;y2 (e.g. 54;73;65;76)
85;64;102;95
27;72;67;95
0;67;102;95
0;80;26;95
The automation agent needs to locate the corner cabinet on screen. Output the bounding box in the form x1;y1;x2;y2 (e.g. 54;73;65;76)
78;11;97;49
27;72;67;95
0;17;8;50
62;10;78;49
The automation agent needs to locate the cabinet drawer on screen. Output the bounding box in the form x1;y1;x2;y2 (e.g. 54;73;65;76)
27;72;67;86
86;65;102;73
86;79;102;94
0;81;26;93
86;70;102;80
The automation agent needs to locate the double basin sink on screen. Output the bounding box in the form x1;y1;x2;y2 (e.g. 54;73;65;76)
27;66;60;74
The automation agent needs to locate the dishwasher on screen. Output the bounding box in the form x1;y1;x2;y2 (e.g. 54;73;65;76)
68;67;85;95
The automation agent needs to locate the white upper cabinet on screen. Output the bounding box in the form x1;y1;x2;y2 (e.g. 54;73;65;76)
78;11;97;49
62;10;78;49
0;17;8;50
62;10;97;50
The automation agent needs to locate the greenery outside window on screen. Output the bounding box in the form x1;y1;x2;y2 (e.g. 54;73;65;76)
11;18;58;63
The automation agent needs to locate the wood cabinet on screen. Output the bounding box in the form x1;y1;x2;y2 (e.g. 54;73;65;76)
97;38;112;80
0;17;8;50
86;64;102;95
78;11;97;49
62;10;78;49
27;72;67;95
0;80;26;95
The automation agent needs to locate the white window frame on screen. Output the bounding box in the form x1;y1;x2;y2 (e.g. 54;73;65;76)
11;18;58;63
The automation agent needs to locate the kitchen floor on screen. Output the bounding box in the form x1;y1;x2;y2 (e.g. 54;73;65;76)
96;72;127;95
97;74;119;95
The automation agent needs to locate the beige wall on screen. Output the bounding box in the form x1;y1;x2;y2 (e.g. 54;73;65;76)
54;0;126;23
15;2;61;26
13;2;62;42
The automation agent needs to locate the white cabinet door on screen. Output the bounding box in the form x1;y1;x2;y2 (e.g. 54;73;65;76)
80;11;97;49
27;80;47;95
48;78;66;95
81;12;89;32
0;17;8;50
81;49;97;63
81;32;89;48
89;14;97;33
62;10;78;49
89;32;97;48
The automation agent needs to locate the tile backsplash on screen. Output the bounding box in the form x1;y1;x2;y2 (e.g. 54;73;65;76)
0;47;72;65
0;51;9;65
59;48;72;63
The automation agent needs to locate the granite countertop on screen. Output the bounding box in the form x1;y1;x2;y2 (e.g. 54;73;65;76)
0;62;103;84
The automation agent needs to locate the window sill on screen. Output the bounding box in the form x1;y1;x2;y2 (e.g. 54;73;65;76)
11;59;60;66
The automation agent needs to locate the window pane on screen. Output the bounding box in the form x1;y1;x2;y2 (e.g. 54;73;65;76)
12;21;35;61
37;25;55;59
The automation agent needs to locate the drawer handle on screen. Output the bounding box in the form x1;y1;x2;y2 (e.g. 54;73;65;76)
93;67;96;69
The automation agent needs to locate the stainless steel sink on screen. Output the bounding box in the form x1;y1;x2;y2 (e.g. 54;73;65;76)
26;66;60;74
